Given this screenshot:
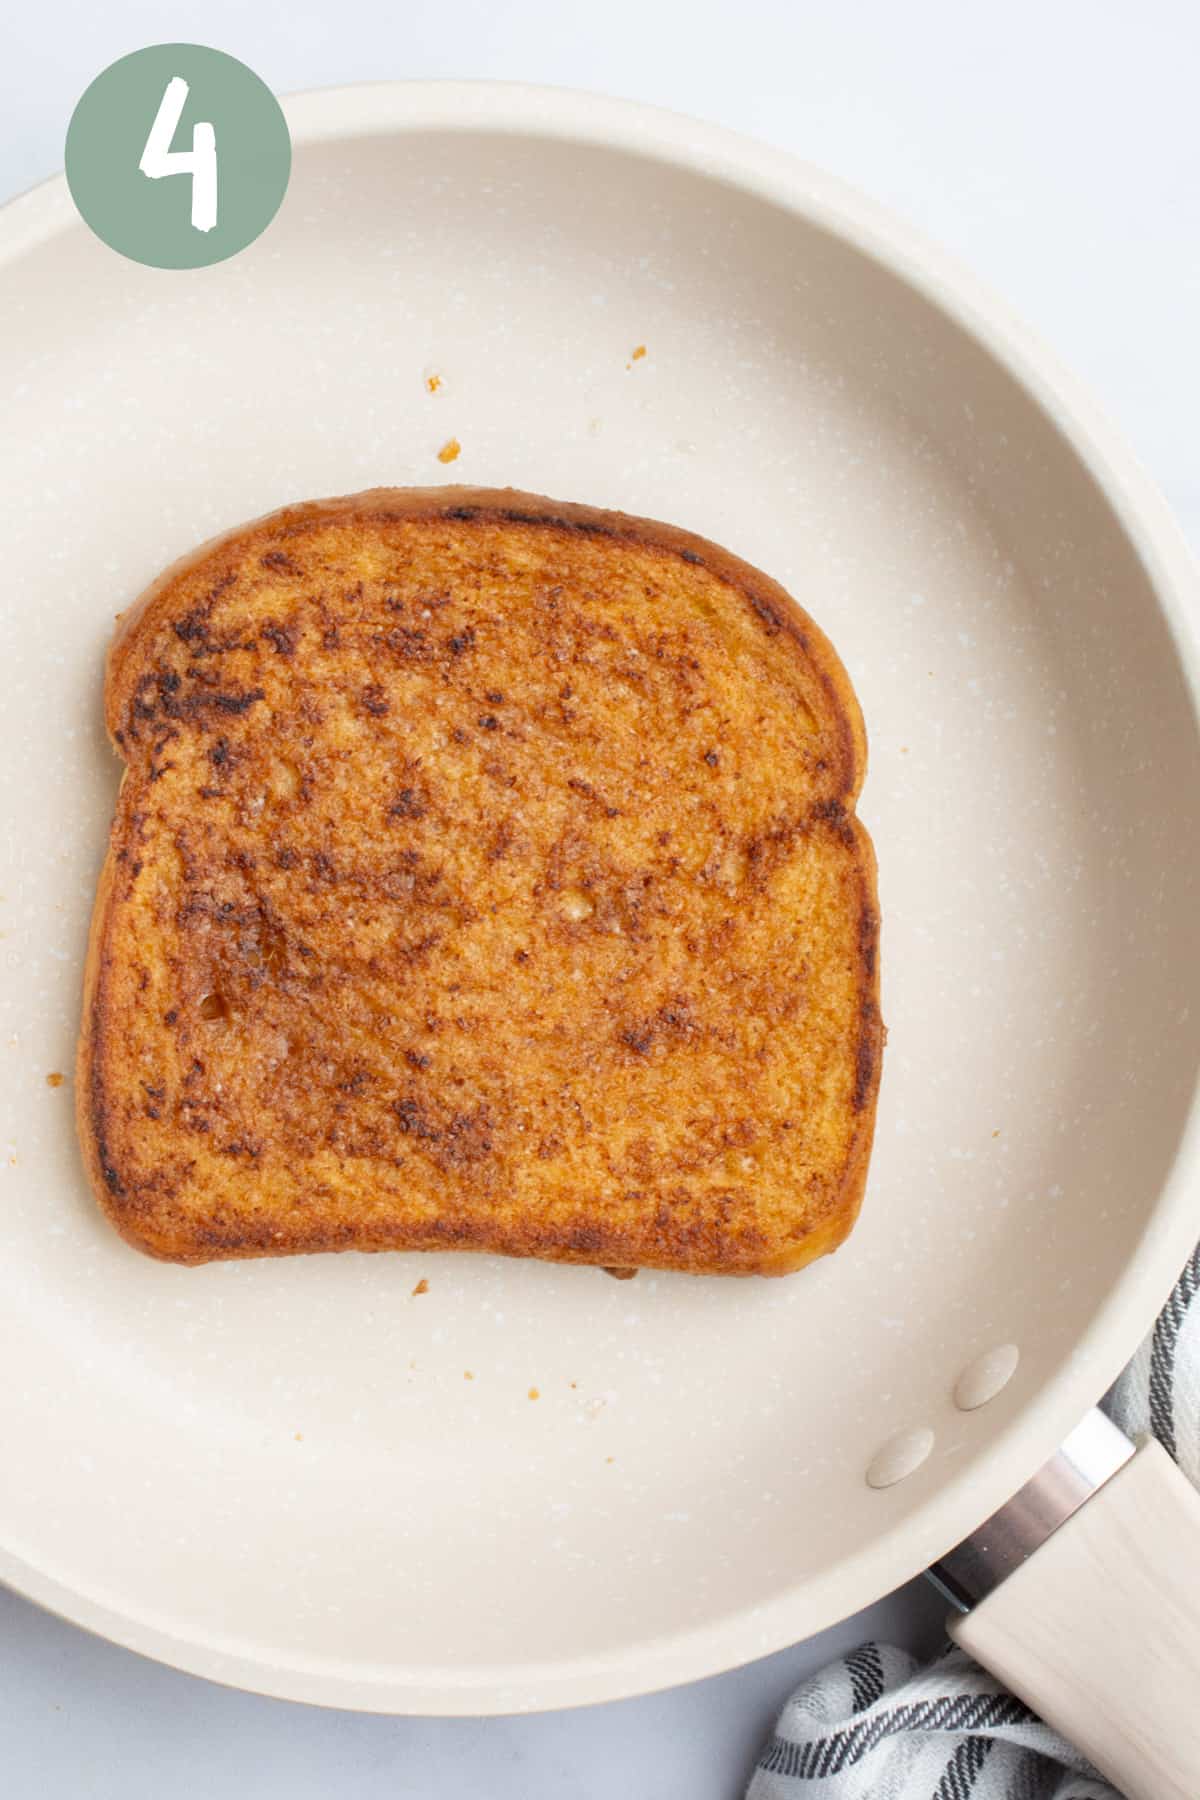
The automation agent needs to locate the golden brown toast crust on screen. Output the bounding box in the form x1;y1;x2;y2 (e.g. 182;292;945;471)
78;487;882;1273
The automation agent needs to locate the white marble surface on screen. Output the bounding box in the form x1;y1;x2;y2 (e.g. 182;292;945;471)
1;2;1197;1793
0;1581;946;1796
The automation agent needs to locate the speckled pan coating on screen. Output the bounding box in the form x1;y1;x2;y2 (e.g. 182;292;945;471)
0;83;1197;1714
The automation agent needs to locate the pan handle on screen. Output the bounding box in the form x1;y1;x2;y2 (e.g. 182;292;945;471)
942;1423;1200;1800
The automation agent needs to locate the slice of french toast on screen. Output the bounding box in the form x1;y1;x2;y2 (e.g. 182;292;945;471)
78;487;881;1273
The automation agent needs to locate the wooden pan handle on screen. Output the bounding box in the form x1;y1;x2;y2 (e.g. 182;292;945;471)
950;1440;1200;1800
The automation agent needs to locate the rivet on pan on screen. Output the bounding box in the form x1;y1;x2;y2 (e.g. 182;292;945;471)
866;1427;934;1490
954;1343;1020;1412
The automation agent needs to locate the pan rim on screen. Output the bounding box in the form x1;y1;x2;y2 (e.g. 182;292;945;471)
2;77;1199;1714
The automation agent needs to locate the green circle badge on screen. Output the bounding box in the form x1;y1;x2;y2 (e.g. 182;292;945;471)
66;44;291;270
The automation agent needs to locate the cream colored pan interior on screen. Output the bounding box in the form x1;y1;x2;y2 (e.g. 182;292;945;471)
1;84;1198;1713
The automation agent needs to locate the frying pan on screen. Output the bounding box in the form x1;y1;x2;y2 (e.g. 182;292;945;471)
2;81;1199;1794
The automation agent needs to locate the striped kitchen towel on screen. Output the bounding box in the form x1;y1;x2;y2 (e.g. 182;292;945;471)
747;1243;1200;1800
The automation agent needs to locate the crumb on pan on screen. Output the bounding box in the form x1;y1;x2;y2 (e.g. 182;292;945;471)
412;1278;429;1296
45;1072;65;1088
437;438;461;464
426;374;442;393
